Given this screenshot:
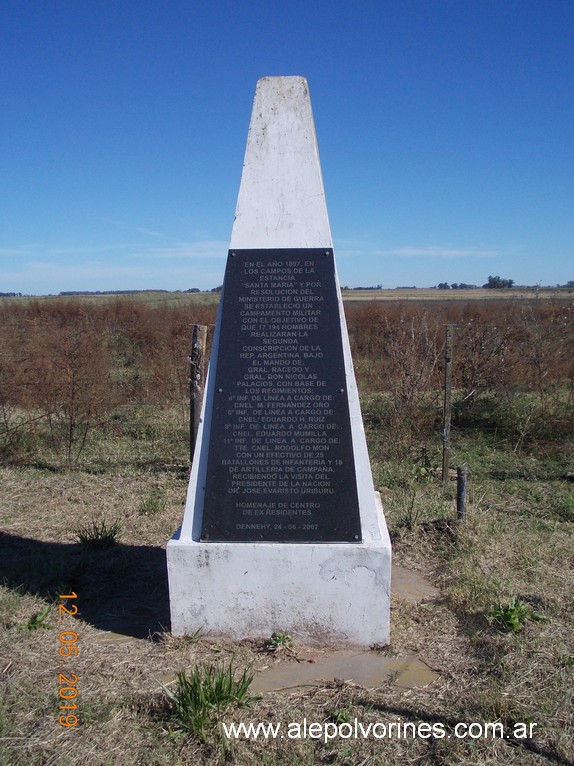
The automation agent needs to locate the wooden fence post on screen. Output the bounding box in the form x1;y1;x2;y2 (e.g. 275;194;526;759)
442;324;455;486
189;324;207;462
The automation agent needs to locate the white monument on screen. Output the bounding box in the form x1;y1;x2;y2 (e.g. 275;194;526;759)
167;76;391;646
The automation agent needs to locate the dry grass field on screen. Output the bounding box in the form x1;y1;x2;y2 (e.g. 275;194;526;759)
343;287;574;302
4;285;572;309
6;287;574;308
1;293;573;765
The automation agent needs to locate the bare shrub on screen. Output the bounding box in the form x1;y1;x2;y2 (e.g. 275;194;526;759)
346;297;574;454
22;302;114;467
103;299;160;403
103;299;215;407
0;297;218;466
346;303;442;454
0;321;29;460
382;308;442;434
501;300;574;445
0;304;45;460
453;307;514;414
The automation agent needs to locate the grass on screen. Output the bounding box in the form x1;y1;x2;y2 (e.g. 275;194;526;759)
0;401;573;765
73;517;122;548
139;486;168;516
160;661;260;741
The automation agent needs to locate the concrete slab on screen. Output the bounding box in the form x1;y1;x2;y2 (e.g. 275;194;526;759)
392;564;440;602
249;566;440;693
251;650;439;694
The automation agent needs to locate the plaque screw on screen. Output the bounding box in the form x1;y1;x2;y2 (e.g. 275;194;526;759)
218;387;223;393
324;250;329;255
354;535;359;540
231;252;236;257
339;388;344;393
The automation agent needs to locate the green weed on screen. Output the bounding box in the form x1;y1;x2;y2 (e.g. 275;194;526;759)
20;603;52;631
411;446;437;483
330;708;352;725
488;596;548;632
268;631;293;650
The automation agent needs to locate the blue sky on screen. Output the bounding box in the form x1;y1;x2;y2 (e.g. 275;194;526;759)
1;0;572;294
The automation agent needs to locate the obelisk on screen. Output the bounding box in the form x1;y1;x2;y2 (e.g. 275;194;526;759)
167;77;391;645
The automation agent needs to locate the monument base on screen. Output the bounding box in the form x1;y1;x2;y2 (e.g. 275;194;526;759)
167;492;391;647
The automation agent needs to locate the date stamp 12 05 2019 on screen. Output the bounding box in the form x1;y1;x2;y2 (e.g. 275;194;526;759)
57;592;79;727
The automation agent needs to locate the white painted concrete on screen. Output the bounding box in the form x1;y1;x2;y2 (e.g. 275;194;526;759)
168;493;390;646
230;76;332;249
167;76;391;646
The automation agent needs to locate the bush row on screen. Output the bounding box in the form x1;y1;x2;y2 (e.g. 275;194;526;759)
0;296;572;464
345;298;574;450
0;299;215;465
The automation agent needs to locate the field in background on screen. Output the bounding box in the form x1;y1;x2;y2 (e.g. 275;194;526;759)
344;287;574;302
0;293;573;764
3;286;573;308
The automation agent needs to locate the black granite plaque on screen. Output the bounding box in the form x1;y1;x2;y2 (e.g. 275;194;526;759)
200;249;362;543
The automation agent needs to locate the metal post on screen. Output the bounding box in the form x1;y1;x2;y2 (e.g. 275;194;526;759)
457;465;468;521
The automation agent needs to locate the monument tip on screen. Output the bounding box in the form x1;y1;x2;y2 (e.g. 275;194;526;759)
231;74;329;250
257;75;308;85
